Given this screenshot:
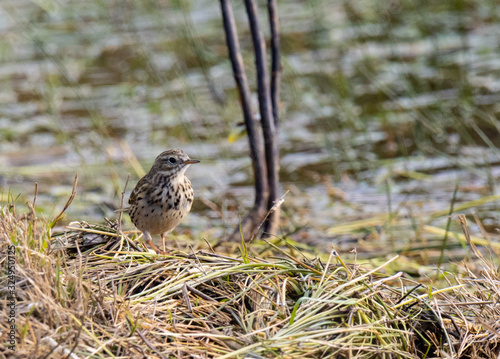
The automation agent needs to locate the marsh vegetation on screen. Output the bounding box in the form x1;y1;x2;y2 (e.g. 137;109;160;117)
1;0;500;357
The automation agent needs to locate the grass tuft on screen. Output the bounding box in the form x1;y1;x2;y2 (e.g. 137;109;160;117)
1;204;499;358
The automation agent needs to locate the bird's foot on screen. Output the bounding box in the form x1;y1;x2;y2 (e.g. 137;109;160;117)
145;240;170;256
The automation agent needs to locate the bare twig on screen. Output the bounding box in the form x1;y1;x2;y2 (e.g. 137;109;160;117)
248;190;288;243
32;182;38;208
267;0;281;128
118;174;130;234
245;0;280;237
458;214;484;259
267;0;282;236
50;175;78;229
26;182;39;223
220;0;269;241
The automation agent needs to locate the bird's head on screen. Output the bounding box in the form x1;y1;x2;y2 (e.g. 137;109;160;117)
151;149;200;176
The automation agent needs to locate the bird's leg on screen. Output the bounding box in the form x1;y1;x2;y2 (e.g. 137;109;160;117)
143;230;162;254
161;233;166;253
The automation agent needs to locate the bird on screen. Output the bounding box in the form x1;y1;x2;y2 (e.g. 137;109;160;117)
128;149;199;254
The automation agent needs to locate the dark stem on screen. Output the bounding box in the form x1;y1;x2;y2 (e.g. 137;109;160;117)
264;0;282;235
268;0;281;129
220;0;269;241
245;0;280;237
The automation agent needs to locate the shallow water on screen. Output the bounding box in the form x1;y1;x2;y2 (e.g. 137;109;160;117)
2;0;500;262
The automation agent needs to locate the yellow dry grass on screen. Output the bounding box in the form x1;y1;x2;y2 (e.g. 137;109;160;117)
1;203;499;358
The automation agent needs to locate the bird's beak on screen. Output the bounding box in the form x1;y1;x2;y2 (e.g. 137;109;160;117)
184;159;200;164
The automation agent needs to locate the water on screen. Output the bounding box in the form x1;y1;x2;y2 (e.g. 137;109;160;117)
1;0;500;262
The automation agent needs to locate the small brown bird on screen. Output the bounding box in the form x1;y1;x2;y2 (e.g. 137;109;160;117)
128;149;199;253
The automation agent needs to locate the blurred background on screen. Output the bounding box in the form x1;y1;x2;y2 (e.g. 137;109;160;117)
2;0;500;265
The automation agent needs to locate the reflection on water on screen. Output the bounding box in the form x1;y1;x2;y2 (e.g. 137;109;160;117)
1;0;500;261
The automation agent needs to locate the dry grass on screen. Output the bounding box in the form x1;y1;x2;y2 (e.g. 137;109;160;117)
1;203;500;358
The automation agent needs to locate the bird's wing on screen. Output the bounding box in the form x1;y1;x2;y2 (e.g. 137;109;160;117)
128;176;152;205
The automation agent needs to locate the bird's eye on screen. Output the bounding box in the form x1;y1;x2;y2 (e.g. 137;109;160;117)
168;157;177;164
